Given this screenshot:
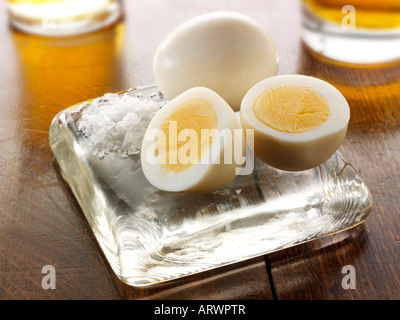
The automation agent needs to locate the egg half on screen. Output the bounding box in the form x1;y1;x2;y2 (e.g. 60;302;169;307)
240;75;350;171
141;87;245;193
153;11;278;112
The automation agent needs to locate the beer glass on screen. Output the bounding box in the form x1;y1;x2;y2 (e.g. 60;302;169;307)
7;0;122;36
302;0;400;64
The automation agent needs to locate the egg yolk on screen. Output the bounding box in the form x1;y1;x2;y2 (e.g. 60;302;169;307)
158;99;217;172
253;85;330;133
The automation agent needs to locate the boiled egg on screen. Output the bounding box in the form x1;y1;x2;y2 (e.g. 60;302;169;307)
240;75;350;171
141;87;245;193
153;11;278;112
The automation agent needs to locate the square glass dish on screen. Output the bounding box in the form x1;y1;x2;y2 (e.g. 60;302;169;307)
49;85;372;286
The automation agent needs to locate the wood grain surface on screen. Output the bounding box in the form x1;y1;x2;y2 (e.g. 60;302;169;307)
0;0;399;300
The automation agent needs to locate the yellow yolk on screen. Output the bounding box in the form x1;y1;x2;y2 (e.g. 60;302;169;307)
253;85;330;133
158;99;217;172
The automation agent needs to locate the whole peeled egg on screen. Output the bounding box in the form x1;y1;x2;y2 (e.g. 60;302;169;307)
153;11;278;111
240;75;350;171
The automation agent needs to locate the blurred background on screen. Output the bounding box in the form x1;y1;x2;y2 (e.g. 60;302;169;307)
2;0;399;111
0;0;399;299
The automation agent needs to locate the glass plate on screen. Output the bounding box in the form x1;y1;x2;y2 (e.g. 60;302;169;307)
49;85;372;286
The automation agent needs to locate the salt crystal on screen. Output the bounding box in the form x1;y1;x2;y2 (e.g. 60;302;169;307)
76;91;164;158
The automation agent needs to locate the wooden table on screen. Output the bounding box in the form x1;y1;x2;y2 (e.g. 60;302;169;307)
0;0;399;300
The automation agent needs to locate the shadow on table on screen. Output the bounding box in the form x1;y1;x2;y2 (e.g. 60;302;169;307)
268;225;369;299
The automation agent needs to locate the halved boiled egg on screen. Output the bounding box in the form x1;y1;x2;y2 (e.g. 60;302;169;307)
141;87;245;193
240;75;350;171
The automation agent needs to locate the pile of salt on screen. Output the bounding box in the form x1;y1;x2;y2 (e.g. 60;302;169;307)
76;91;164;158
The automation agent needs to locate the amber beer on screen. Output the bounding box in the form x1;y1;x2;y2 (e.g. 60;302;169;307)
304;0;400;30
302;0;400;63
7;0;122;36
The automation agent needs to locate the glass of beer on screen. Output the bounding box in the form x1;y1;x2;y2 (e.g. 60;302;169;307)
7;0;122;36
302;0;400;64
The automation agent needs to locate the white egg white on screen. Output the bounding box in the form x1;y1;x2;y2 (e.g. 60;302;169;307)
141;87;245;193
240;75;350;171
153;11;278;112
